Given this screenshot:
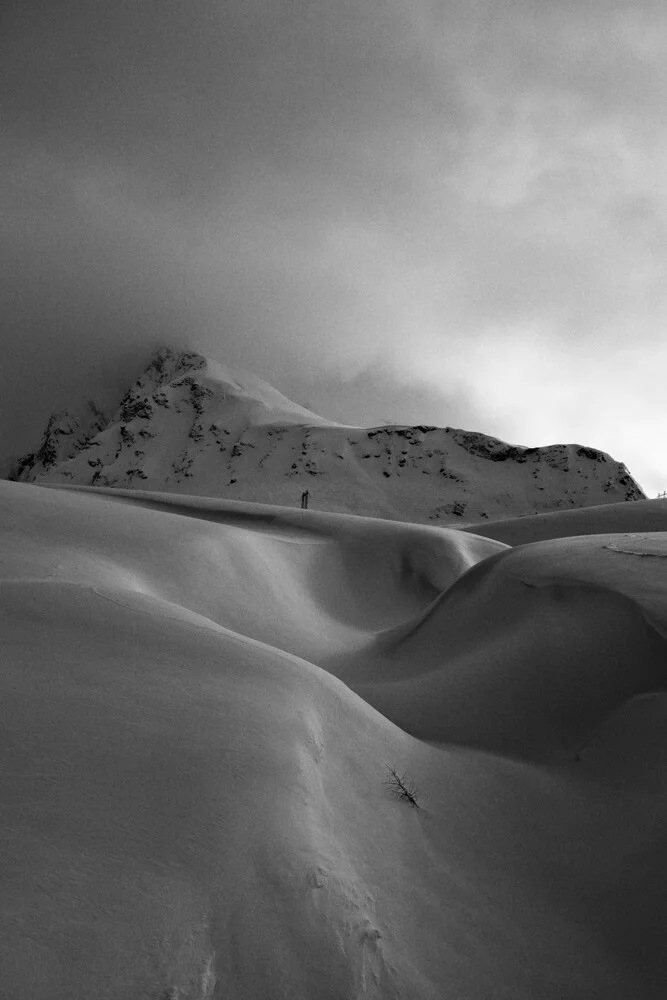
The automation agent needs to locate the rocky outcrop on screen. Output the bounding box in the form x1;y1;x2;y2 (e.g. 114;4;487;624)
10;401;108;482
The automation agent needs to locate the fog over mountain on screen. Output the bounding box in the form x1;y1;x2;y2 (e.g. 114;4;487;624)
2;1;667;495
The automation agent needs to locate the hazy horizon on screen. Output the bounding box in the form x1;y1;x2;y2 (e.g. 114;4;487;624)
3;1;666;496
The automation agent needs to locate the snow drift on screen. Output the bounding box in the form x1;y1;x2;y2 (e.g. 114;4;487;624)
2;479;667;999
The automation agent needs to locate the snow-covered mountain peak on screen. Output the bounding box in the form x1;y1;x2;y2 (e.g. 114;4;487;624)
8;347;646;524
120;346;343;428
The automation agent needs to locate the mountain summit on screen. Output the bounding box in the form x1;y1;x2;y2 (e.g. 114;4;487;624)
10;347;645;523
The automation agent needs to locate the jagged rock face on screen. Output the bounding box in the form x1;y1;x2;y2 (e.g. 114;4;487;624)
10;401;109;482
10;347;646;524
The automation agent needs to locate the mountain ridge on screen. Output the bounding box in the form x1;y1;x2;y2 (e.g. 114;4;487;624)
8;346;646;525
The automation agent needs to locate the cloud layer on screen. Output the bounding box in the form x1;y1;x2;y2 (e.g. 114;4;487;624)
2;0;666;493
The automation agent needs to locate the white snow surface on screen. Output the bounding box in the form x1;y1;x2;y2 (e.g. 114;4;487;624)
10;347;646;524
2;478;667;999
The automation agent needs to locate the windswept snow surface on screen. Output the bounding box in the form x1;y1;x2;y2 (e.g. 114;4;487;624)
463;497;667;545
2;480;667;999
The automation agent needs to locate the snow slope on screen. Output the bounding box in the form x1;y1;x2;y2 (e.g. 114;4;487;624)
10;347;646;524
462;496;667;544
2;478;667;999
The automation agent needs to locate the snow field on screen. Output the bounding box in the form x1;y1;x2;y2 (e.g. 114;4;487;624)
1;480;667;998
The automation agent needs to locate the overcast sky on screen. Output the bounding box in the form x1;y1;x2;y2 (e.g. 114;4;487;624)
2;0;666;494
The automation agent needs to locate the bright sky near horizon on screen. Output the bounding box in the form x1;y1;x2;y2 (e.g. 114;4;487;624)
2;1;666;495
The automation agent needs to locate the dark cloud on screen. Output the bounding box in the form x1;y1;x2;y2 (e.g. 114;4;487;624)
1;1;666;494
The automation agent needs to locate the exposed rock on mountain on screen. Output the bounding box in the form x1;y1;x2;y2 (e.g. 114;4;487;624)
10;347;645;524
10;400;109;482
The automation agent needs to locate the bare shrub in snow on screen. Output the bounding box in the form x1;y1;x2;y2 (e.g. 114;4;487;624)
384;765;420;808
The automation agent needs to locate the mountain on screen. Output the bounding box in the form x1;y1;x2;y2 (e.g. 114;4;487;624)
9;346;645;524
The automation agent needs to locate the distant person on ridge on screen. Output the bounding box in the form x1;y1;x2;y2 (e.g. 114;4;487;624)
301;490;309;509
